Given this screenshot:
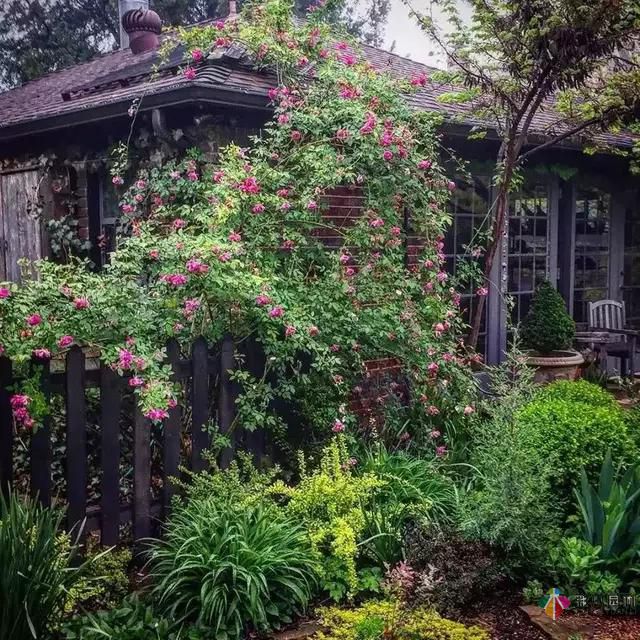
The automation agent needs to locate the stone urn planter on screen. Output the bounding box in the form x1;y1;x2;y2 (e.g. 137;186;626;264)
526;350;584;383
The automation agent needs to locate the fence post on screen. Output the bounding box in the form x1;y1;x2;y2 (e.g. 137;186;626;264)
100;365;122;546
162;340;181;518
219;333;236;469
0;357;13;500
66;347;87;536
30;359;51;507
133;404;151;547
191;337;209;473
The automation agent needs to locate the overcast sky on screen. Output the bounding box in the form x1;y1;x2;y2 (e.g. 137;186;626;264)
374;0;472;67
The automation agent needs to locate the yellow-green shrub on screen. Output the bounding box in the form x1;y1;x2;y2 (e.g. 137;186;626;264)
315;600;489;640
268;436;381;600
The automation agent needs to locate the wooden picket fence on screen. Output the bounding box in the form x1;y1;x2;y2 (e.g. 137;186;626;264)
0;336;267;546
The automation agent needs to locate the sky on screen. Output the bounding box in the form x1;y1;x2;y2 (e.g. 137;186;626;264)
374;0;472;68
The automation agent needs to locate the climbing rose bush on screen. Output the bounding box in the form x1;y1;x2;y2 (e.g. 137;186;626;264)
0;0;476;442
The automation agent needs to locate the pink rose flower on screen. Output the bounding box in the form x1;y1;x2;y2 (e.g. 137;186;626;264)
184;67;197;80
335;128;350;142
146;408;169;422
238;177;261;194
269;306;284;318
307;200;318;210
383;150;393;161
129;376;144;388
427;405;440;416
332;419;345;433
255;294;271;306
57;335;74;348
464;405;475;415
308;325;319;337
436;446;448;458
290;130;302;142
427;362;439;375
173;218;186;230
252;203;265;214
0;287;10;299
228;231;242;242
191;49;204;63
186;258;209;274
418;159;432;170
285;325;296;337
73;297;89;310
477;286;489;297
32;348;51;359
429;430;441;439
112;176;124;186
26;314;42;326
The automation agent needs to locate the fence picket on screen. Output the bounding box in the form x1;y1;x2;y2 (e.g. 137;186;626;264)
219;333;237;469
30;359;51;507
0;357;13;499
162;340;181;517
191;337;209;472
133;405;151;545
66;347;87;535
100;366;122;546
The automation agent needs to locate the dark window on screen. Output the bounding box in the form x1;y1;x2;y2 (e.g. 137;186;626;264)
444;175;490;358
624;196;640;328
573;186;610;324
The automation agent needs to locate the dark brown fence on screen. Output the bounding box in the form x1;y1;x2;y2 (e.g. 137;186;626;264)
0;335;266;546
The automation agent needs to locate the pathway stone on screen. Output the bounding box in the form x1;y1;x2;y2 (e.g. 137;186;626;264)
521;605;595;640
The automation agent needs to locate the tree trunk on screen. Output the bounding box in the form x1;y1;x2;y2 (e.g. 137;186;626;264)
467;139;518;351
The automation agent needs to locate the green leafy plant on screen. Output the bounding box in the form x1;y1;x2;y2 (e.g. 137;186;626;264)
63;595;183;640
459;345;561;566
268;436;382;600
0;493;87;639
314;600;489;640
573;452;640;582
521;281;575;353
148;497;318;639
522;579;544;604
519;383;637;502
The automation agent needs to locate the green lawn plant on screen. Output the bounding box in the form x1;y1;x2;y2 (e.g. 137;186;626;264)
148;497;318;640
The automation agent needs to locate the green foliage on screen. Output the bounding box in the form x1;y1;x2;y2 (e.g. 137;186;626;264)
68;543;131;612
314;600;489;640
268;437;382;600
63;595;184;640
518;382;637;502
547;537;622;597
459;346;561;565
0;493;87;639
520;281;575;354
148;497;318;639
573;452;640;582
522;579;544;604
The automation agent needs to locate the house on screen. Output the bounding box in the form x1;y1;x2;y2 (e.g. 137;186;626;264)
0;2;638;365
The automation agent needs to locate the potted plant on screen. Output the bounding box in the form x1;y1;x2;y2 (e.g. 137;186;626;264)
521;281;584;383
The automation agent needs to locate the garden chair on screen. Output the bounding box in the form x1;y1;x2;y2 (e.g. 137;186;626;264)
588;300;639;379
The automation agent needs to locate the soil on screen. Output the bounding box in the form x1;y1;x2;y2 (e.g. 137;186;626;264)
561;610;640;640
459;593;548;640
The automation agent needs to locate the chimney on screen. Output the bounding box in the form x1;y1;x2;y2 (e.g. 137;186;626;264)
121;4;162;54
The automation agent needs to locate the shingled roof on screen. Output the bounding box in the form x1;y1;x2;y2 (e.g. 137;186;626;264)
0;22;635;150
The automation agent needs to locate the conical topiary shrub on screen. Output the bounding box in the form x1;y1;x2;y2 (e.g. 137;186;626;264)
521;281;575;354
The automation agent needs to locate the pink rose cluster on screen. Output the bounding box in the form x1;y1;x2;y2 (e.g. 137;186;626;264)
11;394;34;429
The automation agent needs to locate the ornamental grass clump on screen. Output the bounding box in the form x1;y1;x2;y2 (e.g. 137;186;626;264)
148;498;318;639
0;0;477;445
0;494;86;639
520;280;575;354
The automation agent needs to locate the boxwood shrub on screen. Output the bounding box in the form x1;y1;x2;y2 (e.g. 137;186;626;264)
518;380;637;503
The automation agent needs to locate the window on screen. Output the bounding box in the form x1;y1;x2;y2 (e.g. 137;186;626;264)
573;186;610;324
444;174;490;358
507;182;550;325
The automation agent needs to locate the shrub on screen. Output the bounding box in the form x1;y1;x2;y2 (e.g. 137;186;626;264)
460;347;561;565
314;600;489;640
572;452;640;582
148;498;318;639
404;525;504;617
0;494;87;639
63;595;181;640
518;383;637;501
520;280;575;353
268;436;382;600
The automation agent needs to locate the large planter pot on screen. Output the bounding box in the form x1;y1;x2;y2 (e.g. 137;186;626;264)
526;350;585;384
